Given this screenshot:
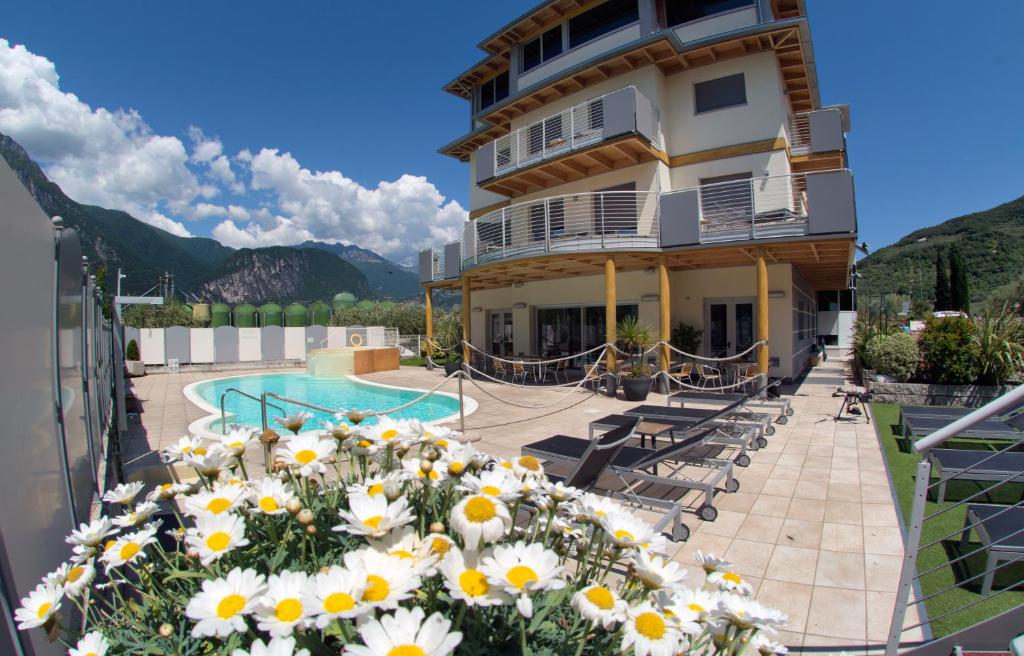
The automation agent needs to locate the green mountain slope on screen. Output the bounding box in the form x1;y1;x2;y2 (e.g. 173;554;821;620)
857;195;1024;305
298;240;421;300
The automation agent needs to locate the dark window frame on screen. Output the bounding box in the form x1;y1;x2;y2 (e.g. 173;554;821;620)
521;24;564;73
478;71;510;111
568;0;640;49
663;0;754;29
693;72;747;114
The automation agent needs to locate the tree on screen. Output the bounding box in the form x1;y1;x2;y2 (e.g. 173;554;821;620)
948;245;970;315
934;249;951;311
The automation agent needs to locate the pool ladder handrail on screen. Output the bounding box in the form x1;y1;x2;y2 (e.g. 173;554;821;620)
219;387;287;434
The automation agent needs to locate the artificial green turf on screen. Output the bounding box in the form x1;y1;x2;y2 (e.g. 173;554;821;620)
872;403;1024;638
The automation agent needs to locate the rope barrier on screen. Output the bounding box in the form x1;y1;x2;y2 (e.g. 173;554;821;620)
660;339;766;362
461;351;610;390
460;365;602;409
464;340;608;366
657;369;763;392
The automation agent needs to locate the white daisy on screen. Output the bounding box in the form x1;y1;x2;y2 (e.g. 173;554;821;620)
599;511;657;549
275;433;334;477
254;570;311;638
302;565;371;628
450;494;512;549
161;435;207;463
343;547;421;610
439;547;510;608
184;485;250;518
186;567;267;638
632;549;689;592
480;541;565;618
438;443;480;476
112;500;161;528
14;582;62;629
459;469;522;503
545;480;582;504
50;559;95;597
231;636;310;656
361;416;413;448
402;457;448;485
102;481;145;505
274;411;313;434
718;594;786;631
323;417;355;441
99;525;159;571
66;517;117;548
342;433;381;458
69;631;109;656
333;493;416;539
250;477;296;515
694;551;733;574
423;533;456;559
346;472;405;499
509;454;545;479
575;492;624;524
219;426;258;456
369;526;439;576
572;584;627;629
663;587;723;622
708;570;754;596
753;633;790;655
146;481;193;502
621;602;682;656
186;513;250;566
346;606;462;656
185;444;233;477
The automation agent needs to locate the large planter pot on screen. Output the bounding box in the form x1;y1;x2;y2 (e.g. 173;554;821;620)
620;376;652;402
443;362;462;377
125;360;146;377
604;374;619;397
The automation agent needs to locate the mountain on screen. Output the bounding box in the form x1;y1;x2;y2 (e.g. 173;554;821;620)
298;240;421;300
857;195;1024;305
195;247;369;304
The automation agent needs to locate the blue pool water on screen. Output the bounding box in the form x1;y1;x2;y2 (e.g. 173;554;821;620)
192;373;461;431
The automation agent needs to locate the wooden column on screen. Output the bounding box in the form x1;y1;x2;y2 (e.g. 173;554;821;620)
658;255;671;373
424;286;433;360
605;255;616;371
756;249;769;375
461;276;472;364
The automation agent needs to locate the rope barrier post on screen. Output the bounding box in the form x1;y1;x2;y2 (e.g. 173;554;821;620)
458;372;465;432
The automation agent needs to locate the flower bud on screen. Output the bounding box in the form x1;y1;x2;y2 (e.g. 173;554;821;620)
305;525;317;535
285;498;302;514
273;461;289;474
423;447;441;462
158;623;173;637
297;509;314;525
419;460;434;475
260;428;281;447
346;410;366;425
319;566;331;574
383;480;402;502
429;522;445;534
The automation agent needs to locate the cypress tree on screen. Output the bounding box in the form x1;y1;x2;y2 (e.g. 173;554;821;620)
949;246;970;315
934;249;951;311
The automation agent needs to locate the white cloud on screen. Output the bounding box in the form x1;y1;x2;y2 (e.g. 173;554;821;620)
212;214;313;249
192;202;228;220
227;204;250;221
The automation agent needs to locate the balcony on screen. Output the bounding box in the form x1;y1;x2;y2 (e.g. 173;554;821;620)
787;107;848;171
420;170;857;282
474;86;663;197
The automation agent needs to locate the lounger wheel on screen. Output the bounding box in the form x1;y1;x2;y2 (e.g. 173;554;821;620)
756;436;769;449
735;454;751;467
673;524;691;542
766;425;776;436
776;415;788;425
698;505;718;522
786;407;794;416
726;478;740;493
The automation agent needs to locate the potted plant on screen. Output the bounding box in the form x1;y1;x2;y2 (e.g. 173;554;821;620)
617;316;655;401
124;338;145;376
671;321;703;357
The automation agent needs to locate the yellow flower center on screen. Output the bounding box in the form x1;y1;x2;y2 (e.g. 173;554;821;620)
584;586;615;610
324;592;355;614
689;603;705;613
380;429;398;441
723;572;743;584
614;529;635;542
458;569;489;597
434;439;448;448
67;566;85;583
294;449;318;464
419;469;438;480
464;496;497;523
259;497;280;513
363;575;390;602
160;483;173;490
206;498;232;514
205;532;231;551
517;455;540;471
449;462;465;475
363;516;383;529
387;647;425;656
274;598;303;623
119;543;140;561
481;485;502;496
216;594;246;619
635;612;666;640
103;539;117;553
390;549;414;560
36;603;51;619
431;537;451;555
193;447;208;456
367;483;384;496
500;461;512;470
228;441;243;449
506;565;538;590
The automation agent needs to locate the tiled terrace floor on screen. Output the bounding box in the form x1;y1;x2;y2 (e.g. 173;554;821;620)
122;355;918;653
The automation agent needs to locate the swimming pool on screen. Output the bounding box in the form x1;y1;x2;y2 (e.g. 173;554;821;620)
184;372;474;437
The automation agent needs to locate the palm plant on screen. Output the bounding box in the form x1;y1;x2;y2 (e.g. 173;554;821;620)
616;315;654;378
971;304;1024;384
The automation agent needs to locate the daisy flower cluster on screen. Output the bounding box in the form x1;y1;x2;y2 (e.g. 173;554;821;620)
15;412;786;655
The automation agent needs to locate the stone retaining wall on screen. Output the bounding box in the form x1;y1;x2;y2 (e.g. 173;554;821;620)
869;381;1017;407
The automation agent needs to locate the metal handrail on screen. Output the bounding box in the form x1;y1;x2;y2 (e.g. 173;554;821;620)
219;387;286;434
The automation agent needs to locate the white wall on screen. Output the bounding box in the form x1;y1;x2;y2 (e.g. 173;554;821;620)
284;327;306;360
237;328;261;362
190;328;215;363
140;328;165;365
669;149;789;190
326;327;347;349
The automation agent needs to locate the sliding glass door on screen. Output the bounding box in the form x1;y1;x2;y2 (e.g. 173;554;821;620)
537;303;638;363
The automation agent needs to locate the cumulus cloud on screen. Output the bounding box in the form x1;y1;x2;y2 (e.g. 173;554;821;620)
0;39;467;262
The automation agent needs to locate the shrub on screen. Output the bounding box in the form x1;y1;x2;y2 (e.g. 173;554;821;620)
671;322;703;356
919;317;979;384
850;314;899;369
971;304;1024;385
125;339;140;361
863;333;919;382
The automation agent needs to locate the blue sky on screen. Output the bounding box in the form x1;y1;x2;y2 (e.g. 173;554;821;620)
0;0;1021;262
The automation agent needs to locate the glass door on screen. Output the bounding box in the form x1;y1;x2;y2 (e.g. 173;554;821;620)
705;298;756;358
707;303;729;358
734;302;754;356
489;311;514;357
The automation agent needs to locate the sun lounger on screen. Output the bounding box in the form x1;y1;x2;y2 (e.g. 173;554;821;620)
901;414;1024;442
545;418;640;489
624;403;772;446
900;404;1024;427
523;424;737;528
959;503;1024;595
668;385;792;424
589;412;758;467
928;449;1024;503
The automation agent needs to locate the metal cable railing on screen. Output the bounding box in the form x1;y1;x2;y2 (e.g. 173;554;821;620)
886;384;1024;654
695;173;809;243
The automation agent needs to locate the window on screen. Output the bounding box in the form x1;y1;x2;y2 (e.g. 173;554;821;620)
665;0;753;28
479;71;509;111
522;25;563;72
569;0;639;49
694;73;746;113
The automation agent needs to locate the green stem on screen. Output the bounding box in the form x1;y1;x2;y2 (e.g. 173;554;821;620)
573;620;593;656
519;615;531;656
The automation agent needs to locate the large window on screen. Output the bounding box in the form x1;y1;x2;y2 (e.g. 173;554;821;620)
664;0;753;28
568;0;639;49
479;71;509;111
693;73;746;113
537;304;638;359
522;25;563;72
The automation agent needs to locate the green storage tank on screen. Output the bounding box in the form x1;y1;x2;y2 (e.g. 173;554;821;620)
258;302;283;327
308;301;331;326
192;303;211;323
332;292;356;312
210;303;231;328
285;303;307;327
356;299;375;310
233;303;258;328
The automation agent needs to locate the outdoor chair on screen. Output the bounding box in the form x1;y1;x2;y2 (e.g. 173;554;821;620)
493;359;508;381
511;360;529;386
697;363;723;389
901;413;1024;443
552;359;568;384
670;362;694;385
624;402;772;450
587;412;758;467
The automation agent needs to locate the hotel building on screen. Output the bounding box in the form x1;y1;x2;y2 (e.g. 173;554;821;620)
420;0;857;381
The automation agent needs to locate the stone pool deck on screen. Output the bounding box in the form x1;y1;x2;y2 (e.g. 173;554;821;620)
120;356;920;653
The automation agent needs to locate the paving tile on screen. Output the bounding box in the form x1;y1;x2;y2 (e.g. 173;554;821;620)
805;588;867;641
778;518;823;549
738;514;785;544
824;500;863;525
820;522;865;553
761;477;799;497
866;591;897;641
814;550;866;589
757;579;813;633
864;554;902;592
750;494;792;518
724;538;775;577
787;498;826;522
863;526;904;556
764;544;818;585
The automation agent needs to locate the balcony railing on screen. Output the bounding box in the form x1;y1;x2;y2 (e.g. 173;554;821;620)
695;172;810;243
787;108;845;157
462;190;661;267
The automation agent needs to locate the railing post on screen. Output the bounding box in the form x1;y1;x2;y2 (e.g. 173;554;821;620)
600;193;606;249
886;459;932;656
260;392;271;473
474;220;480;264
501;209;507;259
458;372;465;433
544;198;551;252
570;107;575;149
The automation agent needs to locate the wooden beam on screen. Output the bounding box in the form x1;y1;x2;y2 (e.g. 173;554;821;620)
605;255;616;371
658;255;671;373
461;276;471;363
755;249;769;375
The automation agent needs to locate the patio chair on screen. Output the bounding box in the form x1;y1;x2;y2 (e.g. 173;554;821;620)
667;378;792;424
670;362;694;385
511;360;528;386
901;413;1024;443
625;402;772;450
493;359;508;381
697;363;723;389
552;359;568;384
